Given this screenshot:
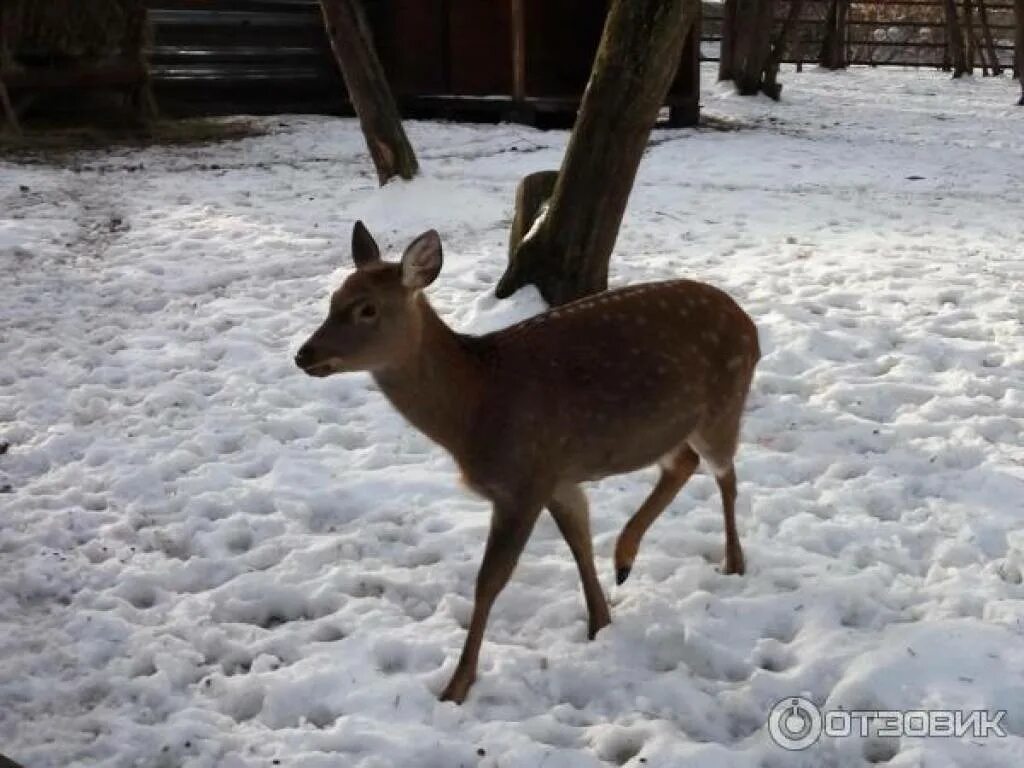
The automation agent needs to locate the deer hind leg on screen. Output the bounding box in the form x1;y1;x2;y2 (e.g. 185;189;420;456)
714;465;744;575
548;483;610;639
614;445;700;585
688;424;745;576
440;499;542;704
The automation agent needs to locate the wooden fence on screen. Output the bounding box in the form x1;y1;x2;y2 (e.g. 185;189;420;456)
147;0;342;116
146;0;699;124
703;1;1018;69
147;0;1019;118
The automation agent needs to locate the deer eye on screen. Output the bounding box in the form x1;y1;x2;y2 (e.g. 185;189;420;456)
354;302;378;323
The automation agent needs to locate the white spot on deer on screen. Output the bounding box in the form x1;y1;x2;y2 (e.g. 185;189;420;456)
727;356;745;370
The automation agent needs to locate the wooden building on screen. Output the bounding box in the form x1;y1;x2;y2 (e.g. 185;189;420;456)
148;0;701;126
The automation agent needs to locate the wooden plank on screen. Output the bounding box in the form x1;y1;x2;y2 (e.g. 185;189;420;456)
150;64;327;80
147;9;322;27
3;64;147;90
522;0;608;97
510;0;526;101
149;45;323;60
448;0;513;95
363;0;446;95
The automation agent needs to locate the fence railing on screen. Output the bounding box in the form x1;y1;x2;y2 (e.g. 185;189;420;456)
702;0;1018;68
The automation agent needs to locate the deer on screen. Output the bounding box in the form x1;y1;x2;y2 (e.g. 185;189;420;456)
295;222;760;704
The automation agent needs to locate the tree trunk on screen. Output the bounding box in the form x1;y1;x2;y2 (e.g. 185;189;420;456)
819;0;848;69
319;0;418;184
496;0;699;306
1016;0;1024;84
944;0;970;77
762;0;804;100
963;0;976;74
976;0;1002;75
718;0;776;95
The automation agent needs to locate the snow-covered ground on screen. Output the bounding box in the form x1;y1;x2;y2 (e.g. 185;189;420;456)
2;65;1023;768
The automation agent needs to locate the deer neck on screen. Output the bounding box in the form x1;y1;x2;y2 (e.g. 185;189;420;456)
372;294;485;458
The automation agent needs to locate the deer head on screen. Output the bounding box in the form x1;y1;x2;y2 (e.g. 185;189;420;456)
295;222;443;377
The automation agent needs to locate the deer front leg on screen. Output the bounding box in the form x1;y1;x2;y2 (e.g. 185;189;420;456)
440;501;542;704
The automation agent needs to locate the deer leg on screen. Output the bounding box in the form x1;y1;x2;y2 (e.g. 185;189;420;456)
440;501;542;704
714;465;745;576
548;483;610;640
614;446;699;585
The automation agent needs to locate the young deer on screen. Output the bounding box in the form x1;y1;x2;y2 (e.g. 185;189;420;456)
295;223;760;704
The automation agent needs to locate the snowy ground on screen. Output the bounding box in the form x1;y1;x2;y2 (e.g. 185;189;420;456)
2;65;1023;768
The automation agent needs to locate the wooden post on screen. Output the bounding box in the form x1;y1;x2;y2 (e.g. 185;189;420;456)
319;0;418;184
496;0;700;306
507;0;533;123
510;0;526;103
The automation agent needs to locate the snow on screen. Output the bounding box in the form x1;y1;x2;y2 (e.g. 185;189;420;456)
2;64;1023;767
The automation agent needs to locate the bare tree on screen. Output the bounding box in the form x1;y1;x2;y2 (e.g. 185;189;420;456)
943;0;970;77
976;0;1002;74
819;0;849;69
319;0;418;184
719;0;776;94
762;0;805;99
1017;0;1024;103
496;0;699;306
963;0;976;71
719;0;738;82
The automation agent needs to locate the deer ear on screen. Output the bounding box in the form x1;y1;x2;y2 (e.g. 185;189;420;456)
401;229;442;289
351;221;381;269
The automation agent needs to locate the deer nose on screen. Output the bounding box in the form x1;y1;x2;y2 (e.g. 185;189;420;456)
294;344;315;370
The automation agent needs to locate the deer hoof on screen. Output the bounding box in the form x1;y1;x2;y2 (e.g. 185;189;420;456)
439;671;475;704
615;565;632;585
588;614;611;641
721;553;746;576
